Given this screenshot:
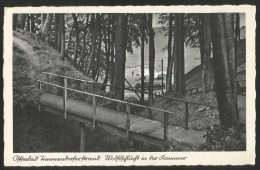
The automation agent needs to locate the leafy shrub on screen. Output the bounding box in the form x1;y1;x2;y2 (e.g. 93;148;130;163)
199;124;246;151
167;140;198;151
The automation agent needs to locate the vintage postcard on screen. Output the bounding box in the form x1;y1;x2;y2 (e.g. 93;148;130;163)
3;5;256;166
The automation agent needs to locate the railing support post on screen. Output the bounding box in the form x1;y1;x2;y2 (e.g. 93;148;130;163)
164;112;169;141
80;122;86;152
126;103;130;138
46;74;50;83
37;81;42;112
46;74;50;92
161;59;164;94
63;77;67;119
92;96;96;129
164;112;169;150
185;102;189;129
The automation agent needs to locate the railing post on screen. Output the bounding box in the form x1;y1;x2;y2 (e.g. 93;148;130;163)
92;95;96;129
185;102;189;129
148;97;153;119
46;74;50;83
163;113;169;142
46;74;50;92
126;103;130;138
37;81;42;112
92;83;95;94
161;59;164;94
162;113;169;151
63;77;67;119
80;122;86;152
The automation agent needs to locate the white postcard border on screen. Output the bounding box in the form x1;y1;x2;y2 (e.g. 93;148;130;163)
4;5;256;166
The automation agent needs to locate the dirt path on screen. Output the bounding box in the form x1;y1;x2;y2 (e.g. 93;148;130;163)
13;36;40;67
13;35;42;81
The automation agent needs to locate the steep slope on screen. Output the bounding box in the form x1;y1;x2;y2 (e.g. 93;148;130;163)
13;31;93;108
185;39;246;89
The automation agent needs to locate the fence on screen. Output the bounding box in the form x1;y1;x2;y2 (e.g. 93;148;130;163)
37;72;177;147
40;72;218;130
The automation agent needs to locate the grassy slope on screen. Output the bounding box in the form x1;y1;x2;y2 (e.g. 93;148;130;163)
13;31;94;107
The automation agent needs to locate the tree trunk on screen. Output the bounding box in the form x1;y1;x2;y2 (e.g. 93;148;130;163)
173;33;178;92
55;14;62;51
94;14;102;81
13;14;18;30
235;14;240;42
110;14;116;86
79;14;89;69
41;14;46;31
148;14;155;119
72;13;79;68
60;14;65;61
85;14;97;75
140;14;146;102
224;14;239;120
95;69;100;82
41;14;53;42
66;24;74;58
17;14;26;29
30;14;35;33
210;13;237;130
102;14;111;91
26;14;30;31
166;13;173;92
234;13;240;119
112;14;128;103
57;14;61;52
21;14;26;29
168;38;176;93
200;14;204;73
201;14;212;94
175;13;185;95
54;14;59;50
235;13;240;73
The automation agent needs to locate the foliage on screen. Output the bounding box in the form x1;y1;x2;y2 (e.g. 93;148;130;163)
157;13;201;50
184;13;201;48
157;13;173;35
199;124;246;151
167;140;198;151
126;14;148;54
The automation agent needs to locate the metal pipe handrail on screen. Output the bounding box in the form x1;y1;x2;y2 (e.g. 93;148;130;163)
37;78;171;148
41;72;218;109
37;80;174;115
42;72;143;94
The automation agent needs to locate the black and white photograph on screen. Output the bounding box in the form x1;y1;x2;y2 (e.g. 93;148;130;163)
3;6;256;166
